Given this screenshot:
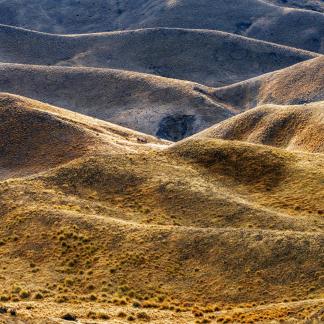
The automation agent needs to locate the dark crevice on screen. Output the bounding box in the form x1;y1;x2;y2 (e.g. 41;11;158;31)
156;114;196;141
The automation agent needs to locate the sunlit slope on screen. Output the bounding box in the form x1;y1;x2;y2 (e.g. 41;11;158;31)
0;93;166;180
212;56;324;110
265;0;324;12
194;102;324;153
0;25;318;87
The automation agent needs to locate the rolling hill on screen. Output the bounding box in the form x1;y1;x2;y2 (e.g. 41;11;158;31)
0;25;318;87
265;0;324;12
0;0;323;322
0;63;235;141
211;56;324;111
193;101;324;153
0;93;323;322
0;0;323;53
0;93;165;181
0;56;322;142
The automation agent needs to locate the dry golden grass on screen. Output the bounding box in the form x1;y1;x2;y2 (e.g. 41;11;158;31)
212;56;324;111
0;93;323;322
194;101;324;153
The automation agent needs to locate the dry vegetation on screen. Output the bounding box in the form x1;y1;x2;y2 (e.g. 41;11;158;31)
211;56;324;111
0;1;323;322
195;102;324;153
0;94;323;322
0;25;318;87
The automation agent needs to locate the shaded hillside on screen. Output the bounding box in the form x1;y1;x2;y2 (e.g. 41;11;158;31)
0;94;323;322
0;25;318;87
265;0;324;12
0;93;166;180
0;64;233;141
0;0;323;52
211;56;324;110
194;102;324;153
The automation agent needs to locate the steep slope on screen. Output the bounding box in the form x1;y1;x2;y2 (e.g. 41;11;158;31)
0;92;323;322
0;25;318;87
0;95;323;322
0;63;233;141
0;93;166;180
0;0;323;52
193;102;324;153
265;0;324;13
211;56;324;110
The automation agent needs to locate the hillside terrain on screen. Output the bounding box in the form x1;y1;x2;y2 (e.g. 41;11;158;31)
0;56;322;141
0;0;323;53
0;0;323;323
0;63;234;141
194;102;324;153
0;25;318;87
0;55;323;142
0;94;323;323
265;0;324;12
212;56;324;110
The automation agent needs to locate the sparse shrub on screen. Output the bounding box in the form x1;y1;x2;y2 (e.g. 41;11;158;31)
55;294;69;303
0;306;7;314
132;301;141;308
0;295;10;301
87;284;95;290
118;311;127;318
89;294;97;301
12;286;21;294
119;298;127;305
98;313;110;320
9;308;17;316
34;292;44;300
156;294;165;302
19;290;30;299
127;315;136;321
193;310;203;317
137;311;150;320
87;311;97;319
64;278;74;286
128;290;136;298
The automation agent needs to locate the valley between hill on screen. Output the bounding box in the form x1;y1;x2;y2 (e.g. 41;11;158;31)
0;1;323;322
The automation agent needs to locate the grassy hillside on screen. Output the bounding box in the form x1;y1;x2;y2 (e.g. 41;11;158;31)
194;102;324;153
0;0;323;321
0;25;318;87
0;57;322;142
265;0;324;12
211;56;324;110
0;64;234;141
0;93;323;322
0;0;323;52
